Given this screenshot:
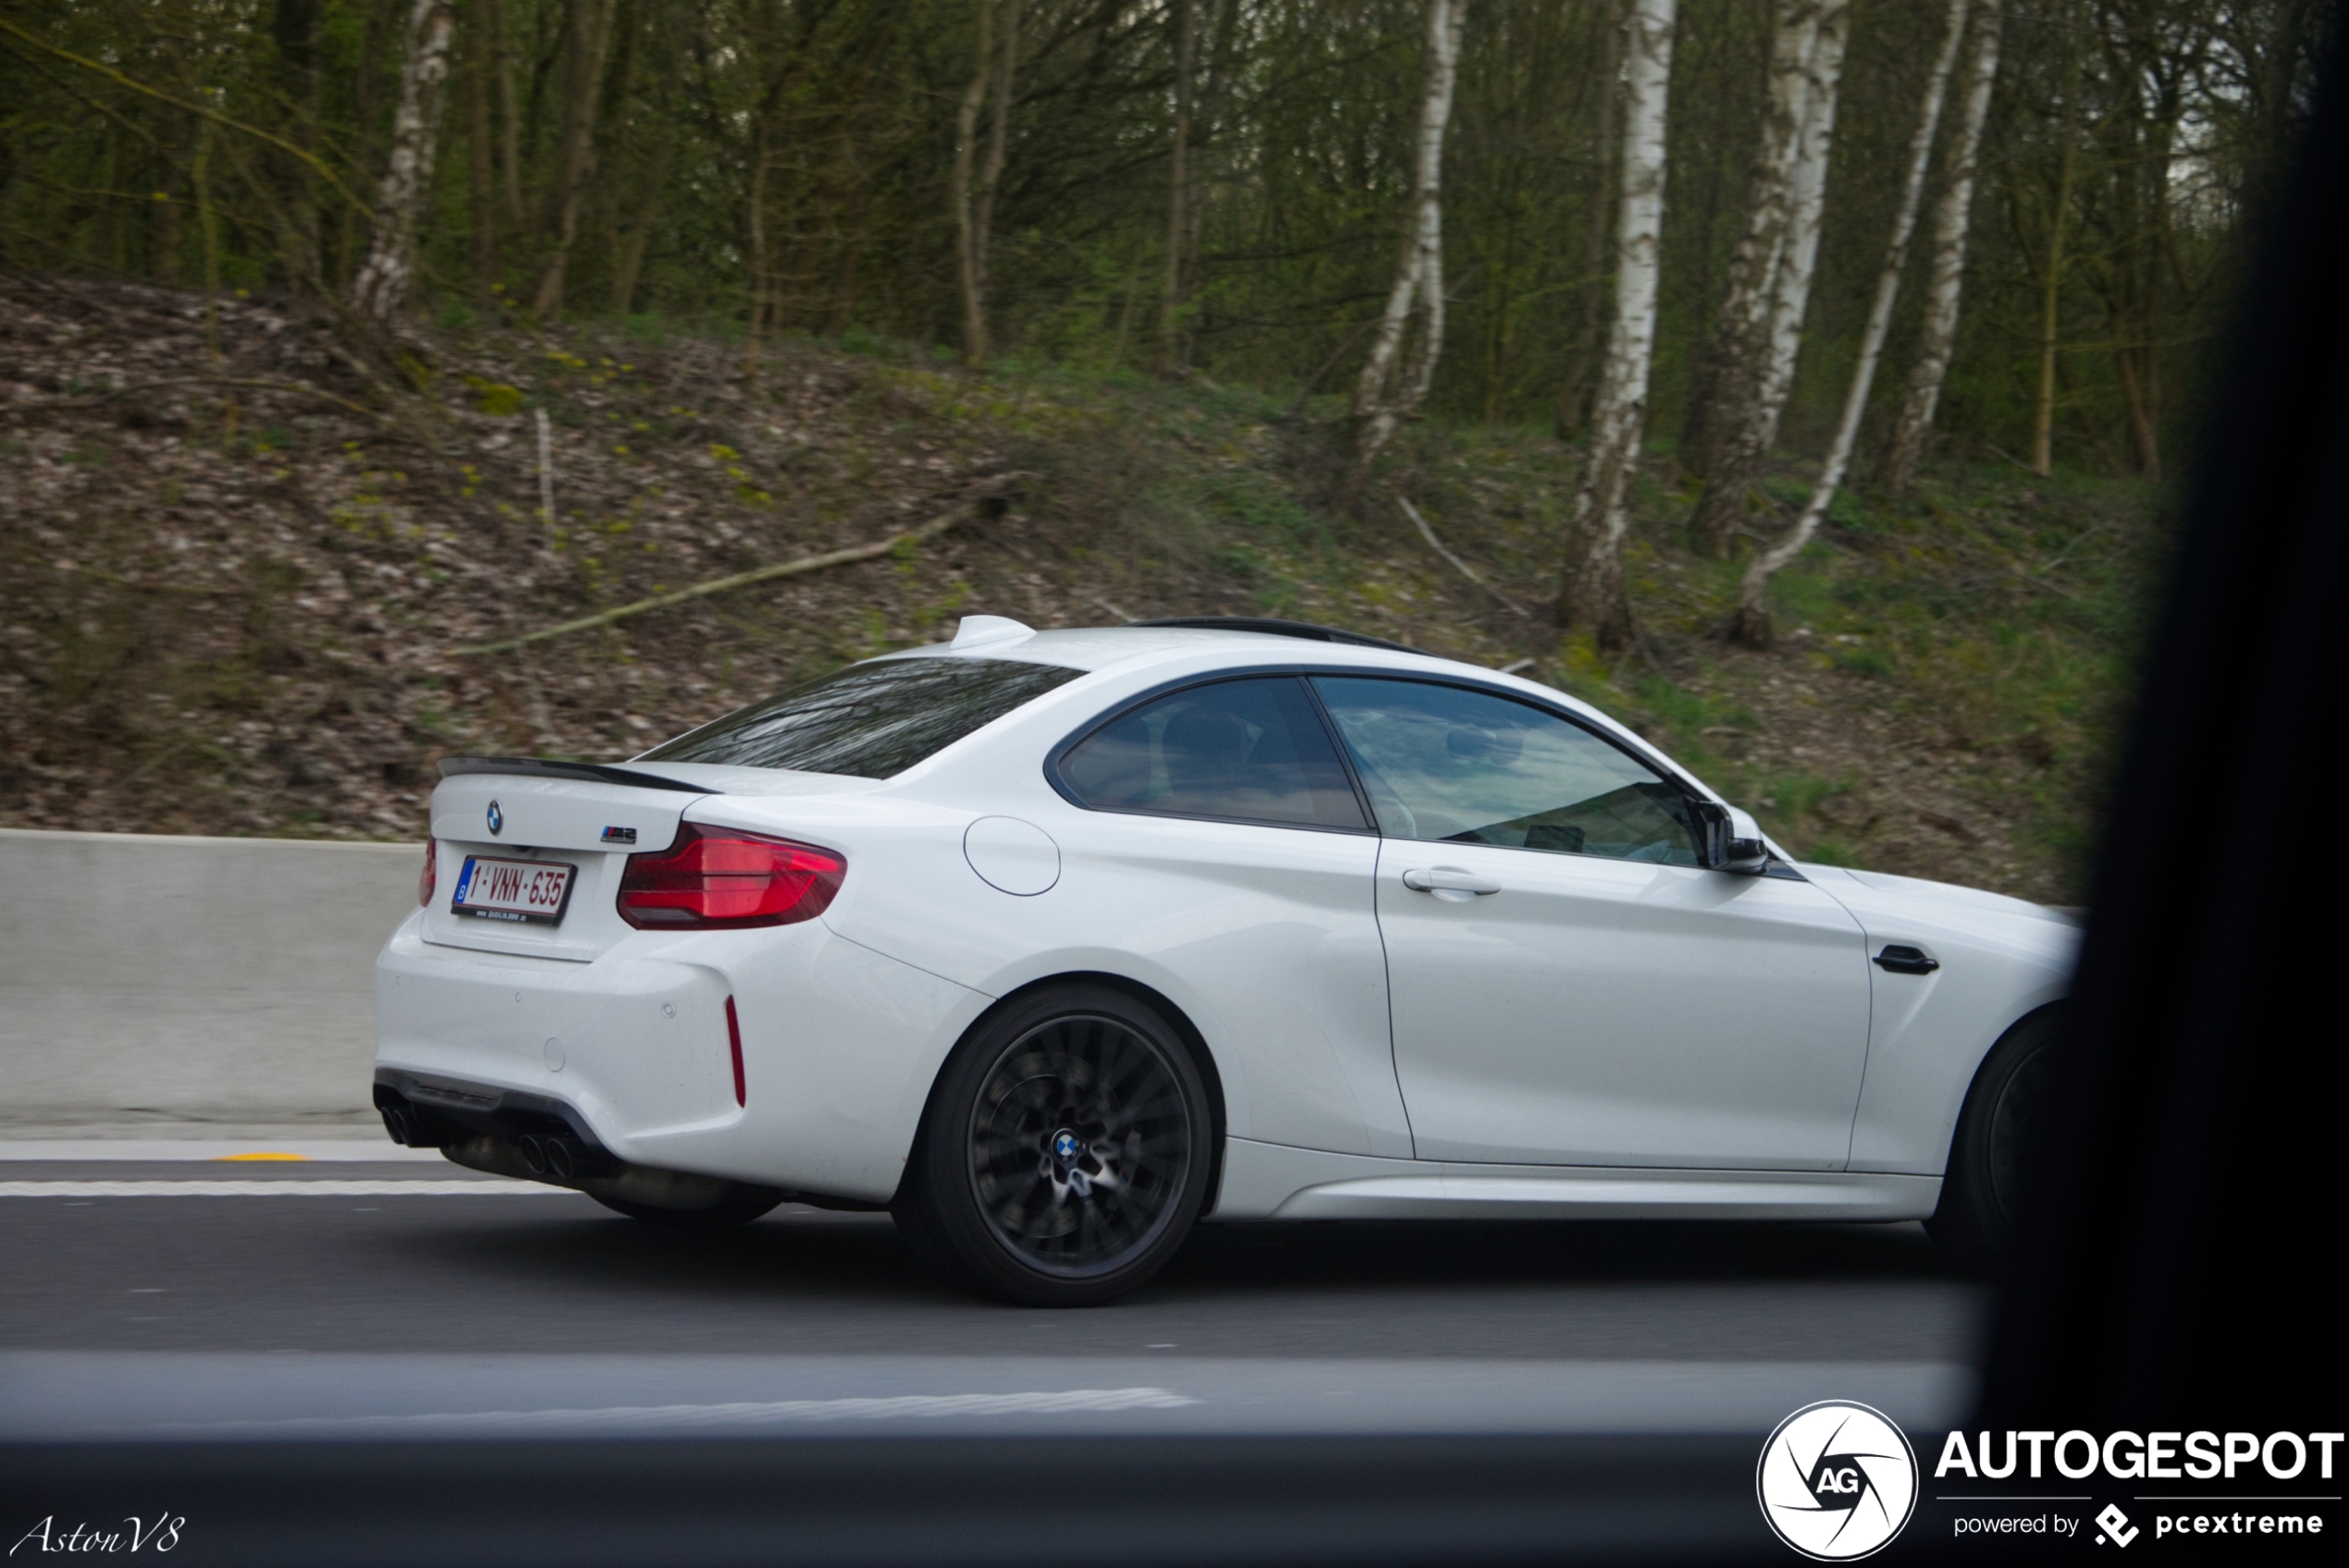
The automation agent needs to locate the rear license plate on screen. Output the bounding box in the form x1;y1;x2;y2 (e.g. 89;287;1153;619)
450;856;576;925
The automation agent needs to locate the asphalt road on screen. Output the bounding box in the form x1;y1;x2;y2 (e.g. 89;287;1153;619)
1;1159;1989;1566
0;1160;1982;1363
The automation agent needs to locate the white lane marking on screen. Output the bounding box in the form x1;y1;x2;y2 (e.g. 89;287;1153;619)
0;1181;569;1197
163;1389;1201;1436
0;1140;444;1162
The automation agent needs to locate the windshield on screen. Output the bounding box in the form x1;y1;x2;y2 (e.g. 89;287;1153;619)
639;657;1083;778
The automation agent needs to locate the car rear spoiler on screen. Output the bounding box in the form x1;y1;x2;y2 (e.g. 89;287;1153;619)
435;755;719;794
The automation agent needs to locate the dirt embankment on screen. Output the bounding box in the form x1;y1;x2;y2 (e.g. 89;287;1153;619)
2;276;2127;901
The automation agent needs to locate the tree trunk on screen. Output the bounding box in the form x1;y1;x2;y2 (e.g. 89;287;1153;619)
492;0;521;226
2115;340;2162;479
343;0;393;288
978;3;1020;344
953;1;998;367
1687;0;1848;557
1178;0;1240;369
2029;88;2078;477
467;0;498;300
1555;0;1676;650
609;12;681;317
1350;0;1469;484
532;0;619;320
1156;0;1199;375
746;128;771;357
1731;0;1969;645
268;0;325;296
1877;0;2002;491
350;0;458;332
1556;0;1620;438
1680;0;1824;483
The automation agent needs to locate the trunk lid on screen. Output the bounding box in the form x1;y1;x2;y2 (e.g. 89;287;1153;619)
424;760;714;962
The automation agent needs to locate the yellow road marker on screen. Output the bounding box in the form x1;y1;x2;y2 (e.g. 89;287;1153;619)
214;1152;310;1162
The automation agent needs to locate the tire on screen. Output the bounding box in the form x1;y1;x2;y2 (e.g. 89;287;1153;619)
1928;1008;2061;1273
589;1184;785;1229
894;984;1214;1307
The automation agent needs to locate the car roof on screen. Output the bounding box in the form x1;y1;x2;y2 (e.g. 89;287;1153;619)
876;618;1498;682
849;617;1726;810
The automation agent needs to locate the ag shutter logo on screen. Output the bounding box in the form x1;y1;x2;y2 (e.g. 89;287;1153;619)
1758;1401;1920;1561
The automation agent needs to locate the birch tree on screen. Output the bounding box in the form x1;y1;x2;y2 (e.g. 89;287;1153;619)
1688;0;1848;557
1350;0;1469;485
955;0;1021;368
1731;0;1971;645
1878;0;2004;491
1553;0;1675;648
1680;0;1826;482
349;0;457;331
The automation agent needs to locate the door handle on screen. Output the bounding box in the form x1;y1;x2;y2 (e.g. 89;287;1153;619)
1402;866;1501;896
1874;944;1939;974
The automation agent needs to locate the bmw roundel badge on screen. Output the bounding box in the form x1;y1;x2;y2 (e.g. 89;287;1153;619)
486;801;503;837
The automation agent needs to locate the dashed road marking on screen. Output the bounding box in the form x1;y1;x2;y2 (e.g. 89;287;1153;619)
164;1389;1204;1437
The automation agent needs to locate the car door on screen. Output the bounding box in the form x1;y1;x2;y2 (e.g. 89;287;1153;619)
1048;674;1413;1159
1312;676;1872;1170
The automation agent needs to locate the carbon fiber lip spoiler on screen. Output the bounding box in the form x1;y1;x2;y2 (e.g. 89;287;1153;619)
435;755;719;794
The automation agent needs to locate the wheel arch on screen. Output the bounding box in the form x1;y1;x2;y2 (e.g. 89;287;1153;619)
1938;998;2066;1177
903;970;1231;1217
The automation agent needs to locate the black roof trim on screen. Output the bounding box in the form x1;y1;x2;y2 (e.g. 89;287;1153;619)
436;755;719;794
1133;616;1432;657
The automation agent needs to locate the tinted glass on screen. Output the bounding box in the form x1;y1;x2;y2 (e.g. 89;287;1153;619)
1312;678;1698;865
1059;677;1367;830
642;657;1082;778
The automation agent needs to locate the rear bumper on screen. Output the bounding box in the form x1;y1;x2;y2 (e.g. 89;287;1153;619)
374;913;990;1204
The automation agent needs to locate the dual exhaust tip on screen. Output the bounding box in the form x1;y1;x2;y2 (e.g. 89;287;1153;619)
378;1103;439;1149
515;1131;585;1182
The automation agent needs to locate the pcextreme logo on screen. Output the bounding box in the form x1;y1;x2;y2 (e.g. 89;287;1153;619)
1758;1401;1920;1561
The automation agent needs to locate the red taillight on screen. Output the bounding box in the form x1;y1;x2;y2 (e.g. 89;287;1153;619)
419;839;437;907
616;824;845;929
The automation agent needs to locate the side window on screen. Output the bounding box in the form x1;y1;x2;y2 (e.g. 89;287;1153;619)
1058;677;1368;831
1311;677;1698;866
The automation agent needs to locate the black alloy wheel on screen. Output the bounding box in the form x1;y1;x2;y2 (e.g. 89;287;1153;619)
1929;1008;2061;1274
896;985;1213;1306
1985;1034;2060;1228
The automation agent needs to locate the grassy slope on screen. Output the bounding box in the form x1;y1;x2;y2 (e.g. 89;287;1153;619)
0;276;2157;902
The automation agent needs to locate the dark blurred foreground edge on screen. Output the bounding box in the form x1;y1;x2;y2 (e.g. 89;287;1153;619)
1976;3;2348;1441
0;1435;1771;1567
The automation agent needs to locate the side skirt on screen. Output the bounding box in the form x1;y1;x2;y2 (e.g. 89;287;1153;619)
1210;1137;1938;1223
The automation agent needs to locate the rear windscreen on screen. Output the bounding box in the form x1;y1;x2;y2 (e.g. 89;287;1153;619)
639;657;1084;778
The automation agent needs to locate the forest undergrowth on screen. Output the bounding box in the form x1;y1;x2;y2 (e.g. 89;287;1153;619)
0;275;2159;902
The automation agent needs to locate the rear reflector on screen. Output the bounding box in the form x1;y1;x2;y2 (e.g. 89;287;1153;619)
616;824;844;929
419;839;437;907
725;995;746;1108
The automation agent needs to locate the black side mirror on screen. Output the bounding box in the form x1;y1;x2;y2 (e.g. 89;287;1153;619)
1691;800;1771;874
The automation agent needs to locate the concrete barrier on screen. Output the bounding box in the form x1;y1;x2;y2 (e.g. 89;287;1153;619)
0;828;416;1129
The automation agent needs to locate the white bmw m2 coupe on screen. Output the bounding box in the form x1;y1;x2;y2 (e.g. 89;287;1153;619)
375;615;2074;1305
